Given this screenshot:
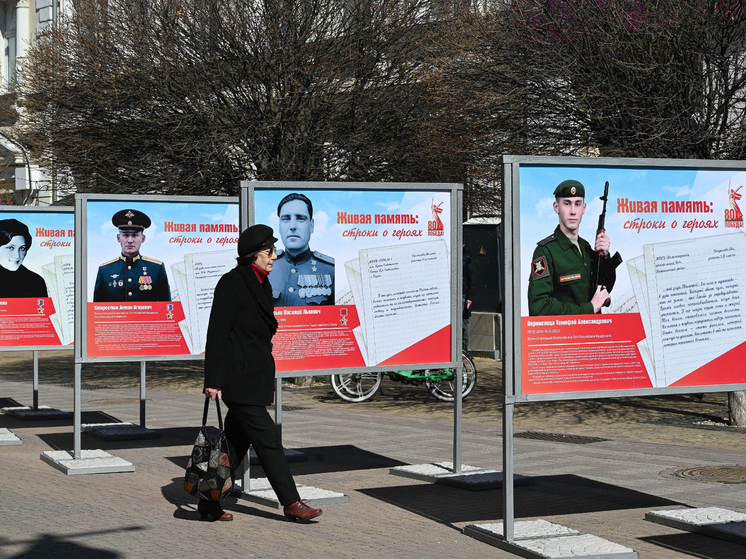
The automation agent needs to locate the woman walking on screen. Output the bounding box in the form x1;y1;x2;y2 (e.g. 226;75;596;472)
200;224;322;523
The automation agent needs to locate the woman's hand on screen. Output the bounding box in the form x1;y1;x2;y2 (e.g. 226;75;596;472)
204;387;222;401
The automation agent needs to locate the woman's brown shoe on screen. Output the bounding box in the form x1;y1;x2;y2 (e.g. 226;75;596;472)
284;500;322;522
198;500;233;521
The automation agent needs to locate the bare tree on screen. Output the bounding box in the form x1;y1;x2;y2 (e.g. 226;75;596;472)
16;0;490;207
468;0;746;159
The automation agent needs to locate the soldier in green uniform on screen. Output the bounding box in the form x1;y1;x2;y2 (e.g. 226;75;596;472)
528;180;616;316
93;209;171;302
272;193;334;306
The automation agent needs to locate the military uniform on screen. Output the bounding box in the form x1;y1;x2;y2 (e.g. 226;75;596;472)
93;255;171;302
271;248;334;306
528;225;616;316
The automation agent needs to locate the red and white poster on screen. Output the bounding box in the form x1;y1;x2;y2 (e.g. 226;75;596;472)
519;162;746;394
85;198;238;358
0;209;73;348
253;188;453;371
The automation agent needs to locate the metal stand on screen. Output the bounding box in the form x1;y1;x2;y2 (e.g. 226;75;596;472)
2;350;71;421
82;361;158;440
41;362;135;474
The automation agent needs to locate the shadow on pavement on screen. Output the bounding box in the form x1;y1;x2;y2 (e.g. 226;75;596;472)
1;527;146;559
358;474;680;525
34;428;196;452
161;476;299;523
164;444;407;477
639;532;746;559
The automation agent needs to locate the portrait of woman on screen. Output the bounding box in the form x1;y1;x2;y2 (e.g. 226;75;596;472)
0;218;48;298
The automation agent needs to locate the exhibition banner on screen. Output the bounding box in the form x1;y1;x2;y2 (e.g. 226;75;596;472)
0;209;73;347
253;187;453;371
519;162;745;394
85;198;238;358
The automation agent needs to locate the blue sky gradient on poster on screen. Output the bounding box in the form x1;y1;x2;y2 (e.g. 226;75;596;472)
254;189;451;300
86;200;238;299
0;210;73;277
519;164;744;317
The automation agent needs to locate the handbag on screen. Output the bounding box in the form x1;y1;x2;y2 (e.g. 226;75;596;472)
184;397;235;501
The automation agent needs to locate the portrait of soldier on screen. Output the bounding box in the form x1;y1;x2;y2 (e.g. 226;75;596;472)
271;193;335;306
528;179;619;316
93;209;171;302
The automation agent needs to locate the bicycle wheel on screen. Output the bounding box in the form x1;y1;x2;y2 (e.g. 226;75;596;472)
330;372;383;402
426;352;477;402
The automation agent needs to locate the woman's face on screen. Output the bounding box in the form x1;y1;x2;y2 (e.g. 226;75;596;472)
0;235;28;271
254;246;278;273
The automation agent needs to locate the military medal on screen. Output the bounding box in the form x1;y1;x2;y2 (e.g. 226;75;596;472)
297;274;332;298
139;275;153;291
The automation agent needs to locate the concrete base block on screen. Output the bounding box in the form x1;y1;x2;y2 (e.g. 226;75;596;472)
236;477;349;509
40;449;135;475
390;461;534;491
464;520;638;559
646;507;746;545
82;422;160;441
0;428;22;445
1;405;72;421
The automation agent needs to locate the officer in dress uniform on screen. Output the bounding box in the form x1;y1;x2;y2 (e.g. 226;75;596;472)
528;180;617;316
93;209;171;302
272;193;334;306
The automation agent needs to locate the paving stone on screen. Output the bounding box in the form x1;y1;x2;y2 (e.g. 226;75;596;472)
3;357;746;558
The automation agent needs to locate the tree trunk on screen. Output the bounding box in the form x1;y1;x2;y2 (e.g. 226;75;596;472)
728;391;746;426
294;376;315;387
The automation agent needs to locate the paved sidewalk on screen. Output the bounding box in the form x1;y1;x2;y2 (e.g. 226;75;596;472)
1;356;746;558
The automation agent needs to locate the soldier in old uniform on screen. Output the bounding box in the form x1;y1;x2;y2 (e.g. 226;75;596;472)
272;193;334;306
93;209;171;302
528;180;616;316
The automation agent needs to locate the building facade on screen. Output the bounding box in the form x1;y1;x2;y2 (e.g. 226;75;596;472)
0;0;69;205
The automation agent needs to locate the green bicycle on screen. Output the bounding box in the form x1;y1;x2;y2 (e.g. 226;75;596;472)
330;351;477;403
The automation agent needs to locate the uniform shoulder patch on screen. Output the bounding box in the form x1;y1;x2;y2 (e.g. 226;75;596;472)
142;256;163;265
536;235;555;247
313;251;335;264
532;256;548;278
99;257;120;267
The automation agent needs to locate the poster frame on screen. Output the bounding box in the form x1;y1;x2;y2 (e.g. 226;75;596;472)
0;205;75;352
503;155;746;403
75;193;239;364
241;181;462;378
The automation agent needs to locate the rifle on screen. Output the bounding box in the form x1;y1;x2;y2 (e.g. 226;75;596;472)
595;181;622;308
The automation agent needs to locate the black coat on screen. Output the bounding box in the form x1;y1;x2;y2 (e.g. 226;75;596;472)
0;265;48;298
203;265;279;406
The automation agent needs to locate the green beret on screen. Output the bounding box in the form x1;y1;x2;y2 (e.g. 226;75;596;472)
553;180;585;198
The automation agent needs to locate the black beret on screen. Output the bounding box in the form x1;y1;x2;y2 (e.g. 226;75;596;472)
112;209;151;232
553;180;585;198
238;224;277;257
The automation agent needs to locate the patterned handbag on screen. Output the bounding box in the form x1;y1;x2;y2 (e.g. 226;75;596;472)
184;397;235;501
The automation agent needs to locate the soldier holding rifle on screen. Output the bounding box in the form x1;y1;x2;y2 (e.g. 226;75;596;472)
528;180;621;316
